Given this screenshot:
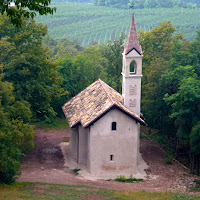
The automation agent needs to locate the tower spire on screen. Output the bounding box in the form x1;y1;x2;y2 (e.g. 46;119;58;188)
122;13;143;116
124;13;142;55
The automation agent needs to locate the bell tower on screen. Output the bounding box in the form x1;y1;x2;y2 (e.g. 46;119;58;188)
122;13;143;117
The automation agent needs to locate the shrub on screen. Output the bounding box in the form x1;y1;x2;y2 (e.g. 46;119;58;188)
0;78;34;184
116;175;143;183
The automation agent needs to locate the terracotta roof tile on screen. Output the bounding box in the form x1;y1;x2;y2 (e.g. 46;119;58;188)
124;13;142;55
62;79;146;128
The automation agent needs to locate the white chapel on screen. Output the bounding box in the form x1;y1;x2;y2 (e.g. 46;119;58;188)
62;13;147;179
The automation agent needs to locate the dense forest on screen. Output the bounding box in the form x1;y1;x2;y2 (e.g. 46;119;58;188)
0;1;200;184
94;0;199;9
52;0;200;8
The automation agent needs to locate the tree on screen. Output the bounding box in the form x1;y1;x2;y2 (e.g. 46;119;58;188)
56;45;107;116
164;68;199;141
97;0;105;6
0;0;56;27
190;122;200;175
138;22;176;133
189;30;200;76
129;0;145;8
144;0;158;8
187;2;197;9
0;76;34;183
0;14;63;119
99;33;125;92
157;0;173;8
49;38;83;61
172;0;181;7
164;74;200;174
59;45;107;97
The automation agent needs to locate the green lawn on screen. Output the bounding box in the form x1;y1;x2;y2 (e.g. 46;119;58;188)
0;182;199;200
35;2;200;46
31;118;69;130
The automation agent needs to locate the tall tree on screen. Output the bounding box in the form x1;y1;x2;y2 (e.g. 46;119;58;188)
164;71;200;174
0;0;56;26
189;30;200;76
0;14;63;119
0;76;34;183
99;33;125;92
138;22;176;132
56;45;107;116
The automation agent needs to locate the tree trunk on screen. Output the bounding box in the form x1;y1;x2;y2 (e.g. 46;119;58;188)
148;126;151;135
190;152;195;174
175;138;179;159
196;154;200;176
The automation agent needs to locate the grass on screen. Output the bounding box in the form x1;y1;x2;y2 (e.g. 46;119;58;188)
0;182;199;200
113;191;200;200
31;118;69;130
35;2;200;46
116;175;143;183
189;179;200;192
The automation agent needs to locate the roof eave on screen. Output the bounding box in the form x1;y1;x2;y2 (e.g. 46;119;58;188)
84;104;146;128
125;47;143;56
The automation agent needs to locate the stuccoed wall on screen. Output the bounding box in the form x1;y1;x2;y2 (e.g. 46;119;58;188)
78;125;89;166
89;108;139;178
69;126;78;162
122;49;143;117
69;125;89;167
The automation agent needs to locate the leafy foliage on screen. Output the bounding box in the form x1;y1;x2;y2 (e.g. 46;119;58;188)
139;20;200;174
99;33;125;92
164;74;200;142
95;0;198;9
54;45;107;116
139;21;177;133
190;122;200;155
0;0;56;26
0;77;34;184
0;14;63;119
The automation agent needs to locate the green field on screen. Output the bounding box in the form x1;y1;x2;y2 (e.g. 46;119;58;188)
35;2;200;46
0;182;199;200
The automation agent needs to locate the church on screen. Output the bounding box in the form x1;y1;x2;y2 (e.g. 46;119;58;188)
62;13;147;179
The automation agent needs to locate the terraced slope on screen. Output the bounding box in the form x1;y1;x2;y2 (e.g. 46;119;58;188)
35;2;200;45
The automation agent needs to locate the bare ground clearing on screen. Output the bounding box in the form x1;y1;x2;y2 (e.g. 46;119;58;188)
18;128;200;195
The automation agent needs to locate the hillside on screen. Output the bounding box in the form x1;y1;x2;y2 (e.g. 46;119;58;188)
35;2;200;45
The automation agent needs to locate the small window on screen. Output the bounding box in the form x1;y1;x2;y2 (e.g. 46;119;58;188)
130;61;137;75
111;122;117;131
110;155;114;161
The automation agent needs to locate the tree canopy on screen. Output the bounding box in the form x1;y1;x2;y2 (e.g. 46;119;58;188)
0;0;56;26
0;14;63;119
0;76;34;183
94;0;198;9
138;21;200;174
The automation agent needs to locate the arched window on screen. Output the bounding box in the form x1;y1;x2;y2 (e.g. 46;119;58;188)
130;61;137;75
111;122;117;131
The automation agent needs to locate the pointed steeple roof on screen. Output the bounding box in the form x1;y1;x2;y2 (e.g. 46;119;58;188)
124;13;142;55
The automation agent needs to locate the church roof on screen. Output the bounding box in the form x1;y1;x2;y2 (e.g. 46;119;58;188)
62;79;146;128
124;13;142;55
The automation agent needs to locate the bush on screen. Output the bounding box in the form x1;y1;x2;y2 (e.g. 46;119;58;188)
0;78;34;184
116;175;143;183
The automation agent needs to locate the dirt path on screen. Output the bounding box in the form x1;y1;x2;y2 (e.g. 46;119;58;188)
18;129;199;194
